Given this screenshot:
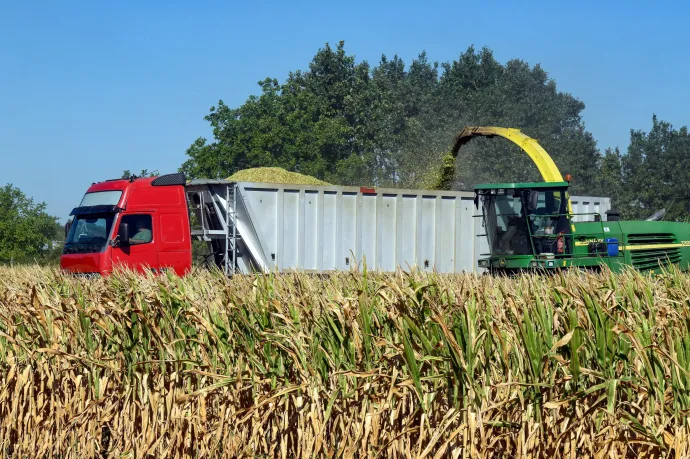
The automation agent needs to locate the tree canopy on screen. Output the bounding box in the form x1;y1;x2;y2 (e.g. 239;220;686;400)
600;116;690;220
122;169;156;179
0;184;60;264
181;42;600;195
182;41;689;220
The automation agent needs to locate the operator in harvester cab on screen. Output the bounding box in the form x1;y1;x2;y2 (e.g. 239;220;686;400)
532;208;554;235
129;218;152;245
530;207;557;254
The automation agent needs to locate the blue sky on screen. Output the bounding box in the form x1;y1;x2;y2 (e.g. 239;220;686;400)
1;0;688;220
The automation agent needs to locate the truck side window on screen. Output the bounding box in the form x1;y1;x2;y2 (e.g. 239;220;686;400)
120;215;153;244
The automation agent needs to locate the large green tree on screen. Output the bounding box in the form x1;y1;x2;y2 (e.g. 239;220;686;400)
605;116;690;220
596;147;624;208
433;49;601;194
182;42;602;194
0;184;60;264
182;42;376;184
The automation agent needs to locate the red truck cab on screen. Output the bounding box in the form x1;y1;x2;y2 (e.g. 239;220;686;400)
60;173;192;277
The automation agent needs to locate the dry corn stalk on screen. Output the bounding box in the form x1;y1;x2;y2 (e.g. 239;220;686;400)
0;265;688;457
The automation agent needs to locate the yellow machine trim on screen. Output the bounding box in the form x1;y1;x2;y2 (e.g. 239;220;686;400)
622;243;686;251
573;242;686;251
451;126;572;212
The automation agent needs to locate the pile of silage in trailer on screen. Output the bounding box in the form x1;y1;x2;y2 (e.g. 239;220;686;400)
227;167;330;186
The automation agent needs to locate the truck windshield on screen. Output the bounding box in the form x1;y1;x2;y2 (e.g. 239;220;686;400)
63;214;115;254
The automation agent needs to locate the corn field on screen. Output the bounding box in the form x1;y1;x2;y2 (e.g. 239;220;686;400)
1;265;690;458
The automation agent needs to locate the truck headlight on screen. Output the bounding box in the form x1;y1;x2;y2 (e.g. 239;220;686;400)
478;259;490;268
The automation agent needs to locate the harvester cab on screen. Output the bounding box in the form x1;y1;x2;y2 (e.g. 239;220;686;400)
474;181;574;272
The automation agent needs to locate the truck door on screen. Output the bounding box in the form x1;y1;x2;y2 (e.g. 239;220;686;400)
111;213;159;274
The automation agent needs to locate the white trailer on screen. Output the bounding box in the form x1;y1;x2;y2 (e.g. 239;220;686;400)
186;180;611;275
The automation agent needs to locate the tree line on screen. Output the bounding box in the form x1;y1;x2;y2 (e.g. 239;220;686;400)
181;42;688;220
2;42;687;263
0;184;63;265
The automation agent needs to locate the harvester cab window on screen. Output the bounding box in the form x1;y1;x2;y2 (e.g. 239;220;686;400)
481;187;570;257
119;215;153;245
482;190;532;256
526;190;569;255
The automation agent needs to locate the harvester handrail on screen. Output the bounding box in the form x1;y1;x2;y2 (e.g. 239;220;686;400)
523;211;614;259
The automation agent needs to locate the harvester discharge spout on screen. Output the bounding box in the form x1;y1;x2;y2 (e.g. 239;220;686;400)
432;126;571;211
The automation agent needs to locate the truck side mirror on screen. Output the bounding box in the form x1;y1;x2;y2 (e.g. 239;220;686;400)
118;222;130;246
64;220;72;238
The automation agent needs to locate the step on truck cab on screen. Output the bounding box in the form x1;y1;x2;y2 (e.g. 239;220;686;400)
61;173;192;277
